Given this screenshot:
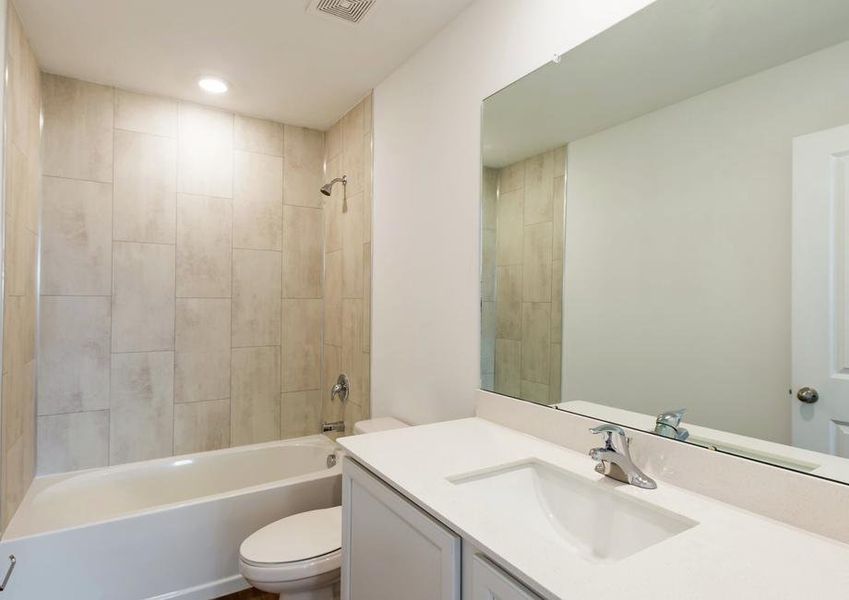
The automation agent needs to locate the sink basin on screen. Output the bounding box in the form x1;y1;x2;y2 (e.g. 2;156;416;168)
449;459;696;563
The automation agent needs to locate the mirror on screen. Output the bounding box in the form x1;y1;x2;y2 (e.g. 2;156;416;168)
480;0;849;484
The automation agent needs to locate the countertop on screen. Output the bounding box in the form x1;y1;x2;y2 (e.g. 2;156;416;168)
338;417;849;599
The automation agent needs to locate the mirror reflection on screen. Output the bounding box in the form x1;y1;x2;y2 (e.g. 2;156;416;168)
481;0;849;484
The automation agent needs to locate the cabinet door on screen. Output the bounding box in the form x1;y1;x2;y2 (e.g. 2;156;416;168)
342;458;461;600
471;554;542;600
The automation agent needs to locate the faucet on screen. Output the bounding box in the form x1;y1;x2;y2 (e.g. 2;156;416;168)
654;408;689;441
330;374;350;403
322;421;345;434
589;424;657;489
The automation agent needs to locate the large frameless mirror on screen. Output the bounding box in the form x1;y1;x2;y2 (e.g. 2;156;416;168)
480;0;849;485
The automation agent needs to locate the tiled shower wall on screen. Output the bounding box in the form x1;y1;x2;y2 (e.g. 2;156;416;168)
320;95;373;433
37;74;326;474
1;2;41;527
482;147;566;405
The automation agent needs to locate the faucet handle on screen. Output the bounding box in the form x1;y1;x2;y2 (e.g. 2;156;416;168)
656;408;686;427
590;424;627;449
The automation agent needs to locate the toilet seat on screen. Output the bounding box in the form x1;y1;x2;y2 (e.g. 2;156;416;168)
239;506;342;584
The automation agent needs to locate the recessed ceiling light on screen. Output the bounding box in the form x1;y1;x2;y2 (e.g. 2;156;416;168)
198;77;228;94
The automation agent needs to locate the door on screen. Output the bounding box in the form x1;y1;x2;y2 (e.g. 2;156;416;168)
342;458;461;600
792;123;849;455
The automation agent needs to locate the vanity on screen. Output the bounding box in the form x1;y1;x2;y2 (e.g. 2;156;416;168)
338;415;849;599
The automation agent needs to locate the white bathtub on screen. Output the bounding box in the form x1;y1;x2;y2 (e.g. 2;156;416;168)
0;434;342;599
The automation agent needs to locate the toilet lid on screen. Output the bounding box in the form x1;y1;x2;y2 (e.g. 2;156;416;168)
240;506;342;565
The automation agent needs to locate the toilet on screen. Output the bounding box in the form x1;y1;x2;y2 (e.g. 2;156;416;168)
238;417;407;599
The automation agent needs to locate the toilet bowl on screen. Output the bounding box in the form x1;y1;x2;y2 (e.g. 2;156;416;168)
239;505;342;600
239;418;408;599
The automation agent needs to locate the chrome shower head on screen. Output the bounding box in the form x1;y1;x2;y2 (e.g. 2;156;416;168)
320;176;347;196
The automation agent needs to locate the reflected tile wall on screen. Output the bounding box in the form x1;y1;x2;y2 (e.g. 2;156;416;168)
485;147;566;405
320;95;373;433
38;74;327;474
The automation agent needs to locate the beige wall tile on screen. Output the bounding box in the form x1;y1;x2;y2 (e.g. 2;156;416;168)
113;130;177;243
5;223;37;298
6;138;38;238
482;168;498;232
281;390;321;439
499;161;525;193
481;228;496;301
342;192;364;298
3;359;34;450
6;10;41;159
523;221;553;265
232;249;282;347
110;351;174;464
520;380;550;404
341;103;365;195
42;74;113;182
37;411;109;475
481;300;496;376
550;343;562;404
176;194;232;297
174;399;230;455
523;222;553;303
524;152;554;225
495;339;521;397
115;90;178;138
496;189;523;266
283;125;324;209
178;103;233;197
341;298;368;407
282;299;321;392
553;146;567;178
363;135;373;243
4;425;35;526
363;243;371;352
41;176;112;295
231;346;281;445
234;150;283;250
324;250;342;346
323;155;343;252
175;299;231;403
112;242;176;352
521;302;551;384
495;265;522;340
321;344;343;423
325;121;342;160
363;93;373;134
282;206;322;298
553;175;566;259
551;260;563;343
236;116;283;156
3;295;36;373
38;297;110;415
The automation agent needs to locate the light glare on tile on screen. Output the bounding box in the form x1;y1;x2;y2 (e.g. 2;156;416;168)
198;77;228;94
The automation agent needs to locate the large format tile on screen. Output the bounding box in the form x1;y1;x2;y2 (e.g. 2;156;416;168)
236;115;283;156
6;8;40;160
282;299;321;392
495;339;521;397
323;155;342;252
178;103;233;198
3;358;34;451
110;351;174;464
38;296;110;415
232;249;282;347
231;347;281;445
523;152;554;225
521;302;551;384
324;251;342;347
175;298;231;403
3;294;36;372
341;192;364;298
37;411;109;475
42;74;113;182
115;90;177;138
283;125;324;208
174;399;230;455
176;194;232;297
341;298;368;407
233;151;283;250
523;222;553;303
281;390;321;439
282;206;322;298
341;102;365;195
496;189;523;266
495;265;522;340
113;129;177;244
41;176;112;295
112;242;176;352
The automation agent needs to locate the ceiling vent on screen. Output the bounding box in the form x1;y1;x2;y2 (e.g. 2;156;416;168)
308;0;376;25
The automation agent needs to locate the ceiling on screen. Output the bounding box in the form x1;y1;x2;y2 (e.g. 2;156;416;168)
482;0;849;167
15;0;474;130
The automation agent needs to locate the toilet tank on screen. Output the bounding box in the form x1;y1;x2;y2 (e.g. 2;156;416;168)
353;417;408;435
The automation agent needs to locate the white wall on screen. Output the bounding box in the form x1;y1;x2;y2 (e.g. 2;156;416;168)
370;0;652;424
564;41;849;444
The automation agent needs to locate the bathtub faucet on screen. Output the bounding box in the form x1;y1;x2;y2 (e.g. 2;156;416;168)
322;421;345;433
331;374;350;403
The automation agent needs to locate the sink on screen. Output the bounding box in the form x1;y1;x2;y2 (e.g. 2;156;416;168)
449;459;696;563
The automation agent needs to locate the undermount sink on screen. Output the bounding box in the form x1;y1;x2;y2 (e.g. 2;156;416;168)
449;459;696;563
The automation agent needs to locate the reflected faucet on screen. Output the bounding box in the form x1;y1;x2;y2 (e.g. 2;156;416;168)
654;409;689;441
589;424;657;489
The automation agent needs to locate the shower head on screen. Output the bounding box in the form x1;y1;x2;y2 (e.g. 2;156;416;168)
320;176;347;196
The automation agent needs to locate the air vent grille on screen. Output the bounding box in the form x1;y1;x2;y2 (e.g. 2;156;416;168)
313;0;376;24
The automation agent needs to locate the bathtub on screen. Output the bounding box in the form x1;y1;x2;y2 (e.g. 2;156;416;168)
0;434;342;599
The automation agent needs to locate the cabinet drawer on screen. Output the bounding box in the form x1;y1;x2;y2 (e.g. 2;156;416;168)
471;553;542;600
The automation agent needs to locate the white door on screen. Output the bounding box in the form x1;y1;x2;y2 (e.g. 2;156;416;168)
792;123;849;456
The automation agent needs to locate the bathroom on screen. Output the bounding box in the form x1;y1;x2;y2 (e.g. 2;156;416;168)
0;0;848;598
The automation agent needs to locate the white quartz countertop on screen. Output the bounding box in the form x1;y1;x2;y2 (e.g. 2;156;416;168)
338;417;849;599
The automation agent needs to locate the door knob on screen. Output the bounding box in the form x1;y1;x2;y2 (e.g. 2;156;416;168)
796;387;819;404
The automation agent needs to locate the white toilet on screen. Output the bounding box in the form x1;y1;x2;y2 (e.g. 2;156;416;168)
238;417;407;599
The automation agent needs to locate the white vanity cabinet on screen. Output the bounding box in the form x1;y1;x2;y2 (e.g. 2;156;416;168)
468;553;542;600
342;458;461;600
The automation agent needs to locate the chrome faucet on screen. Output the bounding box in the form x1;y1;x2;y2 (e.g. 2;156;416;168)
330;374;350;403
654;408;689;441
589;424;657;489
321;421;345;433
